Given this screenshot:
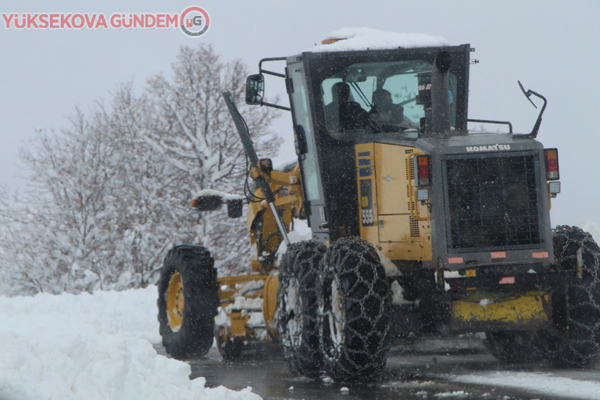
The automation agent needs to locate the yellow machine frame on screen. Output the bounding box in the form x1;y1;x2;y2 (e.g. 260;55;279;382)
355;142;432;262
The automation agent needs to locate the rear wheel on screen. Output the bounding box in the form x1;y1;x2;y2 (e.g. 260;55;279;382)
319;237;392;382
538;225;600;367
277;240;326;377
157;245;219;360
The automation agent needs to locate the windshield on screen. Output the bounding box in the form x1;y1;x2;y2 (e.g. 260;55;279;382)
320;60;457;141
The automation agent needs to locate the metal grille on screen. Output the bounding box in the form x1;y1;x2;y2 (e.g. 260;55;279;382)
446;154;540;251
410;217;420;237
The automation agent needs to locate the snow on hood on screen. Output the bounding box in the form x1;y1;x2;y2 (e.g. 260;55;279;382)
307;28;450;53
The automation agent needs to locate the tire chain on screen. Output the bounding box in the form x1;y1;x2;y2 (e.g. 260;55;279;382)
319;237;392;381
277;240;326;377
539;225;600;367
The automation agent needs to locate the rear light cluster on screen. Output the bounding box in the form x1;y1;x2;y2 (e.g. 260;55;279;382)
544;148;559;180
545;148;560;197
415;155;431;187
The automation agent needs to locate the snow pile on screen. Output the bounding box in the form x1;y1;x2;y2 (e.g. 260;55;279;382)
446;371;600;399
308;28;449;53
0;287;261;400
433;391;469;398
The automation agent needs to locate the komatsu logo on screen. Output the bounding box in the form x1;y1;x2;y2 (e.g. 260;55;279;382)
465;144;511;152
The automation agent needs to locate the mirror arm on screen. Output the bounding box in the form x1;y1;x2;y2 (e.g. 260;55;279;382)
514;81;547;140
259;57;287;78
260;101;291;111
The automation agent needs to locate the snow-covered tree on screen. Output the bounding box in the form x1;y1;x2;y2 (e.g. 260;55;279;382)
0;44;280;295
146;45;279;273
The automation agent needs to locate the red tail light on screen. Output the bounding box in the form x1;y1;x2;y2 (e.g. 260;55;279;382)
415;155;431;186
545;148;559;180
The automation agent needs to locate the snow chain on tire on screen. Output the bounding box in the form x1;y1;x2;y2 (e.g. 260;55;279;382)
319;237;392;382
157;245;219;360
538;225;600;367
277;240;326;377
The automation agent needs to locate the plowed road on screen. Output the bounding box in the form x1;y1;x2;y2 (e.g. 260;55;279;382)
157;338;600;400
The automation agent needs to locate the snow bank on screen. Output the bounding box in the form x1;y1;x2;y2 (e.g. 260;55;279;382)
0;287;261;400
308;28;449;53
446;371;600;399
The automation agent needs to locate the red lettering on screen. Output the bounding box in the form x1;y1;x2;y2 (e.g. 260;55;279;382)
27;14;38;28
71;14;83;28
156;14;165;28
15;15;26;28
38;14;48;28
84;14;96;28
49;14;59;28
122;14;133;28
166;14;177;28
144;14;156;28
60;14;72;29
96;14;107;28
2;13;15;28
134;14;143;28
109;13;121;28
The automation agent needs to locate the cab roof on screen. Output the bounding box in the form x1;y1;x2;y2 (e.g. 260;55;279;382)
306;28;450;53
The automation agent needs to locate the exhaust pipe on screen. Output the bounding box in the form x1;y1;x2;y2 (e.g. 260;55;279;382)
420;51;452;137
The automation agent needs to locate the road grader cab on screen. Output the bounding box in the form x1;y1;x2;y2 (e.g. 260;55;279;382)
157;30;600;381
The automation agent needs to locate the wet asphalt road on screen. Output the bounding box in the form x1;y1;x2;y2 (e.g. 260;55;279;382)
155;338;600;400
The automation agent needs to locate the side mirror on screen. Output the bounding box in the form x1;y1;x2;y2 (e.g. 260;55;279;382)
246;74;265;105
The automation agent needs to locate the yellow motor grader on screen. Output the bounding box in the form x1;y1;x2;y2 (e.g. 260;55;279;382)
157;32;600;381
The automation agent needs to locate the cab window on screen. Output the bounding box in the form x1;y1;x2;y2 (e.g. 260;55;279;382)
320;60;457;141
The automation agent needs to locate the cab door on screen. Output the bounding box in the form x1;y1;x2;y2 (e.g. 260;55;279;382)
286;61;329;243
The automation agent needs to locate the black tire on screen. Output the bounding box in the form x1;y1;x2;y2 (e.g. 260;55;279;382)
485;331;543;363
157;245;219;360
537;225;600;367
277;240;326;377
319;237;392;382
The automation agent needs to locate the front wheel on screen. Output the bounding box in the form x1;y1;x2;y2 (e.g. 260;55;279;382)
319;237;392;382
157;245;219;360
277;240;326;377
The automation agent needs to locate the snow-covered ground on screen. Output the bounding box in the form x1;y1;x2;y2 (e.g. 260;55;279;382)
0;287;261;400
445;371;600;400
2;220;600;400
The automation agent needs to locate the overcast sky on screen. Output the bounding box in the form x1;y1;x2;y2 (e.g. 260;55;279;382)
1;0;599;227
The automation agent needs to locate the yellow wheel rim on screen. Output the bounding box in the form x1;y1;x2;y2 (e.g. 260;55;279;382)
166;272;184;332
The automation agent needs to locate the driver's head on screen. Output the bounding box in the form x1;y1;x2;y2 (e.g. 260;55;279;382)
332;82;350;102
373;89;392;105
